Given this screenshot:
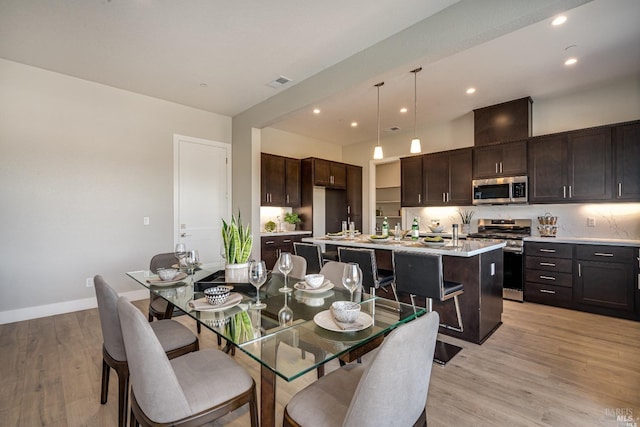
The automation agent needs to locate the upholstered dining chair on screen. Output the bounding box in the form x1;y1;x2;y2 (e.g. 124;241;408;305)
293;242;323;274
94;275;199;427
338;247;397;302
283;311;440;427
116;296;258;427
289;253;307;280
148;252;179;322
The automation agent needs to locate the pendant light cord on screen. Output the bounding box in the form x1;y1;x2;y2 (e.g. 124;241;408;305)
411;67;422;138
375;82;384;146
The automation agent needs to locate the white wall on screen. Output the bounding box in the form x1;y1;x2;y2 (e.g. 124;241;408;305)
261;127;343;161
0;59;231;323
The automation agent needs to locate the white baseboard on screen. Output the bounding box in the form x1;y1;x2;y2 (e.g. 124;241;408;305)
0;289;149;325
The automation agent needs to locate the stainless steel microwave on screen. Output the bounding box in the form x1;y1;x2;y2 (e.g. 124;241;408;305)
472;176;528;205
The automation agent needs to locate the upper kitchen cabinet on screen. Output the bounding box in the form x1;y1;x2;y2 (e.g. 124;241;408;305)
346;164;363;230
260;153;300;207
423;148;473;206
400;155;424;207
473;140;527;179
529;126;612;203
613;121;640;201
308;158;346;189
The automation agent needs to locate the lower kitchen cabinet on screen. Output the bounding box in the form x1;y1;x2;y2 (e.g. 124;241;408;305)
524;242;574;308
261;234;308;270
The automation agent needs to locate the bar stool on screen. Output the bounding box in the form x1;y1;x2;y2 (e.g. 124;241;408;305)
338;247;397;301
393;251;464;364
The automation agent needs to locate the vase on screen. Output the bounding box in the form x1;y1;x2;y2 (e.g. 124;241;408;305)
462;223;471;235
225;263;249;283
284;222;296;232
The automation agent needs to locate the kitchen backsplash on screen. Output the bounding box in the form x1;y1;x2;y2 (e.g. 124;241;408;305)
404;203;640;240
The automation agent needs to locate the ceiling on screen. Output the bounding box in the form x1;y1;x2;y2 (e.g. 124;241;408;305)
1;0;639;146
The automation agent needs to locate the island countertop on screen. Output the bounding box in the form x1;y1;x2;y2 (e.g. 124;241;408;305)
302;236;505;257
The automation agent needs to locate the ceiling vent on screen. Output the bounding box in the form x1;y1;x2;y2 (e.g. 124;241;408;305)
386;126;401;132
266;76;293;89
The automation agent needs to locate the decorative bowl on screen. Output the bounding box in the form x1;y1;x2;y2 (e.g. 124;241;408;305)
204;287;231;305
428;225;444;233
304;274;325;289
157;268;178;281
330;301;361;323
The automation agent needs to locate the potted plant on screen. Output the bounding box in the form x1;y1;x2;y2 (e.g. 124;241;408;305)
221;211;253;282
283;212;301;231
457;209;475;234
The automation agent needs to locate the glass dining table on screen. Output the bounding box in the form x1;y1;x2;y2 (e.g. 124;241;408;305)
127;264;426;427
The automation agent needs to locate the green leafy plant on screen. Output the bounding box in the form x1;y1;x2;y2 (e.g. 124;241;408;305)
221;211;253;264
284;212;301;225
458;209;475;224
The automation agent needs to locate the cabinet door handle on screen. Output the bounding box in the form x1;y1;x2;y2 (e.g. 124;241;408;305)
540;289;556;294
499;162;503;173
539;275;556;281
347;205;351;214
539;248;556;253
618;182;622;197
495;163;499;174
594;252;614;257
563;186;566;198
578;263;581;277
265;241;275;245
539;262;556;267
418;194;421;204
286;194;290;204
443;193;446;202
569;185;572;198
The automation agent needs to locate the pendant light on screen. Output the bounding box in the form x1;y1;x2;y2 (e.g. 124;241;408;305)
373;82;384;160
410;67;422;153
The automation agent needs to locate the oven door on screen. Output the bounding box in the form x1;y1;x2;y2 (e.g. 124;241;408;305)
503;250;524;302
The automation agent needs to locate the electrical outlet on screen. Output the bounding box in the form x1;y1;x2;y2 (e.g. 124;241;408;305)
86;277;94;288
587;217;596;227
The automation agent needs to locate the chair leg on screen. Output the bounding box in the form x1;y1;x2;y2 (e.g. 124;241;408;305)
116;366;129;427
100;358;110;404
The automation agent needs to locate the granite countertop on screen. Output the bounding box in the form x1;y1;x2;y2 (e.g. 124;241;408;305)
525;236;640;247
260;230;312;237
303;235;504;257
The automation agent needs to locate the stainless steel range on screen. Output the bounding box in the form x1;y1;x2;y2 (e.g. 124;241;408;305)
466;219;531;302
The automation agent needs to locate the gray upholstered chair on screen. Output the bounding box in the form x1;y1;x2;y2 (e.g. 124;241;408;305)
338;247;397;301
318;260;348;286
283;311;440;427
94;275;199;427
116;296;258;427
148;252;179;322
293;242;323;274
289;253;307;280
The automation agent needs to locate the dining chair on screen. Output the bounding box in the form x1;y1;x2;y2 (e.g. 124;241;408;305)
338;247;397;302
116;296;258;427
289;254;307;280
94;275;199;427
283;311;440;427
393;250;464;364
293;242;323;274
148;252;179;322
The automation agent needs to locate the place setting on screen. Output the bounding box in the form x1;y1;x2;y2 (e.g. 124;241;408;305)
146;268;189;286
188;286;243;312
293;273;334;293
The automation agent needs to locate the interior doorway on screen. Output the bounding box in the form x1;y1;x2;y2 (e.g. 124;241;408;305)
173;134;231;265
374;160;401;232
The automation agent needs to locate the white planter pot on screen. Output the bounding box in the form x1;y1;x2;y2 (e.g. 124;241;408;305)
225;263;249;283
284;222;296;231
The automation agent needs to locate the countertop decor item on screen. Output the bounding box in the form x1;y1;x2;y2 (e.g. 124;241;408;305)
283;212;301;231
222;211;252;282
264;220;276;232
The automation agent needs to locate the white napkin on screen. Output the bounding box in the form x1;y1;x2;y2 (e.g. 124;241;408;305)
331;313;363;331
188;297;218;310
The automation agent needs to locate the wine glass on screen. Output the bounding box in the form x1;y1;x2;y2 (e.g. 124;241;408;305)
174;243;186;267
185;249;199;283
248;260;268;309
277;252;293;293
278;292;293;327
342;262;362;302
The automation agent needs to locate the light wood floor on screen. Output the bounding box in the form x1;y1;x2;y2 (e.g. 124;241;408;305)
1;300;638;426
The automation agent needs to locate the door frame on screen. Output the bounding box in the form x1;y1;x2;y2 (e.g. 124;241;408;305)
173;134;232;247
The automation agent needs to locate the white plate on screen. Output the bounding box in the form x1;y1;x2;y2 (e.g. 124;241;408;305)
189;293;242;311
147;272;189;286
367;236;390;243
313;310;373;332
325;234;346;240
421;239;447;246
294;280;334;293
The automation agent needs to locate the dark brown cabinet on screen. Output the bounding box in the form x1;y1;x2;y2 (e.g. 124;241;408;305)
529;127;612;203
261;154;300;207
260;234;307;270
574;245;636;313
613;121;640;200
423;148;472;206
312;158;346;189
400;155;423;207
524;242;574;307
346;164;363;231
473;140;527;178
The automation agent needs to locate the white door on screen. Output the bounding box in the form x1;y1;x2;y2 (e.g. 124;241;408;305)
174;135;231;267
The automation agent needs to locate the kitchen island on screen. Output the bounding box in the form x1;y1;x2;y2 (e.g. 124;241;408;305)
303;236;506;344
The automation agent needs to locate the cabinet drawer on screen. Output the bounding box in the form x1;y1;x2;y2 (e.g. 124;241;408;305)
525;269;572;288
525;281;572;304
525;242;573;259
525;256;572;273
575;245;635;263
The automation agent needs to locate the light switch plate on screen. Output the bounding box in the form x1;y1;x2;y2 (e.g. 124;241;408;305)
587;217;596;227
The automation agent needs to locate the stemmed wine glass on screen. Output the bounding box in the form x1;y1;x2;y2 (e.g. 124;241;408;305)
342;262;363;302
278;292;293;327
185;249;199;283
277;252;293;293
175;243;186;268
248;260;268;309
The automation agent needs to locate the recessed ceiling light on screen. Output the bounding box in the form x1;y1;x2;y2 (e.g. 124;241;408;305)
313;108;321;114
466;87;476;94
564;57;578;66
400;107;408;113
552;15;567;26
351;122;358;127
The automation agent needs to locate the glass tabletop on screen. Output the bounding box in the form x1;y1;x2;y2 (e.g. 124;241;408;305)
127;265;425;381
